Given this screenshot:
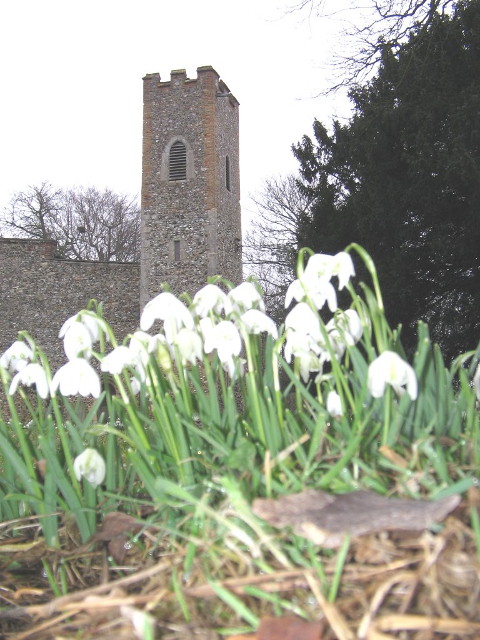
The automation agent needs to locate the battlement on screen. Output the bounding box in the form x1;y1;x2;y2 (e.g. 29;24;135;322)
143;67;239;106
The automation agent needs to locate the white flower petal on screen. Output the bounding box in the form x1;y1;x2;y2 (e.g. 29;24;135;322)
9;363;49;399
73;448;106;489
0;341;33;373
239;309;278;338
368;351;417;400
228;282;265;313
327;390;343;418
51;359;101;398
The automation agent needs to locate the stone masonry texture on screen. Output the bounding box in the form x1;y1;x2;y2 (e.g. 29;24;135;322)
0;66;242;384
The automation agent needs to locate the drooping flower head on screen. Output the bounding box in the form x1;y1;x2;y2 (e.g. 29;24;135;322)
9;363;49;399
0;340;33;373
238;309;278;339
140;292;194;342
100;345;135;375
51;359;101;398
368;351;417;400
63;323;93;361
327;390;343;419
203;320;242;377
192;284;232;318
171;327;203;366
59;310;105;343
73;448;106;489
228;282;265;314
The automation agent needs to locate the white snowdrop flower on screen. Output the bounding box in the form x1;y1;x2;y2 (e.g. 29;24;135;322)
239;309;278;339
368;351;417;400
296;349;323;383
0;341;33;373
140;291;194;334
73;448;106;489
100;346;134;374
129;376;142;395
285;274;337;312
192;284;232;318
326;310;363;349
204;320;242;377
59;311;104;343
474;364;480;402
284;279;305;309
172;327;203;366
284;330;321;364
228;282;265;314
327;390;343;419
63;323;93;361
285;303;322;341
303;253;335;282
198;316;215;342
319;331;346;363
331;252;355;290
128;331;152;379
9;363;49;399
51;358;101;398
148;333;173;372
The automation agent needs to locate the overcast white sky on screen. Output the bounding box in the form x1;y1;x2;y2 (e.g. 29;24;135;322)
0;0;354;231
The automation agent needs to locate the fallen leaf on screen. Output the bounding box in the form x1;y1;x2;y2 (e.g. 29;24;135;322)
258;615;322;640
88;512;146;563
252;489;460;548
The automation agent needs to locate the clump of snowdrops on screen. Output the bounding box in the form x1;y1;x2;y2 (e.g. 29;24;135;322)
0;244;479;548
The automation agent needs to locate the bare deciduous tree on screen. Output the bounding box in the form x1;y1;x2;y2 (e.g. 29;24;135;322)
1;182;140;262
243;175;314;322
286;0;455;91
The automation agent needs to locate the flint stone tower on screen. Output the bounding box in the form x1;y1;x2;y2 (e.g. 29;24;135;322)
140;66;242;308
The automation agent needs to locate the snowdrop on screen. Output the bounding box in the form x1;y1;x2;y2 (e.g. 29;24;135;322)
0;340;33;373
59;311;105;343
295;349;324;383
285;274;337;312
63;323;93;361
9;363;49;399
284;329;322;364
330;252;355;290
303;251;355;291
203;320;242;377
140;292;194;340
285;303;322;342
171;327;203;366
228;282;265;314
73;448;106;489
326;309;363;347
368;351;417;400
239;309;278;339
51;359;101;398
100;345;135;374
192;284;232;318
327;390;343;419
148;333;173;373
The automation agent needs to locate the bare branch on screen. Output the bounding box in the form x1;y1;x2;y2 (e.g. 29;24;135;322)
1;184;140;262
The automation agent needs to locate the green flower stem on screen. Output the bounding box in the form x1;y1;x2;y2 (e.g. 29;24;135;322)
382;385;392;446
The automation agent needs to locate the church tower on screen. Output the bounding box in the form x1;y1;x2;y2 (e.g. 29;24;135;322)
140;66;242;308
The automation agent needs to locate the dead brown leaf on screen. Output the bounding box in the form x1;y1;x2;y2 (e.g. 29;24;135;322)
252;489;460;548
89;512;146;564
257;615;322;640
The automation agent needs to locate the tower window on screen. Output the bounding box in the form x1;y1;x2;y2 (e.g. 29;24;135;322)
225;155;231;191
169;141;187;181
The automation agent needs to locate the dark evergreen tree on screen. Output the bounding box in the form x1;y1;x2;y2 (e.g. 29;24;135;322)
293;0;480;360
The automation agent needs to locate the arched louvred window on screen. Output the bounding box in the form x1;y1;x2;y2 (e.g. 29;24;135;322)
225;155;231;191
169;140;187;181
